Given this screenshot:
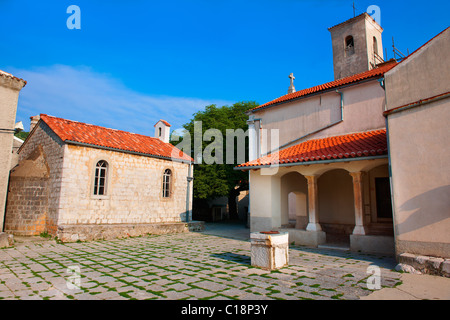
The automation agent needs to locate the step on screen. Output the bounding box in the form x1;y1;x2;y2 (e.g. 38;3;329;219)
318;243;350;251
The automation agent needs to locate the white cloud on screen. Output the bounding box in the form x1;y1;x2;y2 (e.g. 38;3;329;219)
11;65;235;135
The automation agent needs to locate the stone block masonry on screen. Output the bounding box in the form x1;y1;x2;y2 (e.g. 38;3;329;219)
5;122;64;236
4;177;54;236
4;120;194;241
58;144;192;226
57;221;204;242
0;231;404;301
398;252;450;278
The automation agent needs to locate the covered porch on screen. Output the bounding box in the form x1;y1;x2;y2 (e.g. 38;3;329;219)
248;158;394;255
237;130;395;255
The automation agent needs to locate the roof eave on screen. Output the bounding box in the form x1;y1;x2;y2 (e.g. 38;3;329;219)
234;154;388;171
65;140;193;164
249;75;384;114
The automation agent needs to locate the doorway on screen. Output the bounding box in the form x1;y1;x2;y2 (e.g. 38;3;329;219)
375;177;393;220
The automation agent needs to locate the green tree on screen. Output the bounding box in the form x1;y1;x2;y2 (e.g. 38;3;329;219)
14;131;29;140
176;101;258;220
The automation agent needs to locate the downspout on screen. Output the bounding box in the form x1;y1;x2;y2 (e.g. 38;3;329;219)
336;89;344;120
185;163;193;223
268;89;344;154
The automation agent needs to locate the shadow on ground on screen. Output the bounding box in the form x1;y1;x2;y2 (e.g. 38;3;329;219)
200;221;397;270
210;252;251;266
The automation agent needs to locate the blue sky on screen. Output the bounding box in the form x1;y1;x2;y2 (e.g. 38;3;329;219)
1;0;449;135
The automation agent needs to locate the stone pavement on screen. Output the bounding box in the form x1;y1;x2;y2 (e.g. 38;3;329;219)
0;223;409;301
361;273;450;300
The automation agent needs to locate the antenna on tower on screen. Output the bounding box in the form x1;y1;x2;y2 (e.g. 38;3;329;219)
353;1;356;17
392;37;407;61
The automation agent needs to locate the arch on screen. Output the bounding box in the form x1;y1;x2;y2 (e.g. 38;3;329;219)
345;35;355;56
93;160;108;196
162;168;172;198
373;36;378;55
280;171;308;229
318;169;355;237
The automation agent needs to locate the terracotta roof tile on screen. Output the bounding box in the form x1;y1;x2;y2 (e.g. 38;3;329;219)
154;119;171;127
236;129;387;168
39;114;192;162
250;60;397;112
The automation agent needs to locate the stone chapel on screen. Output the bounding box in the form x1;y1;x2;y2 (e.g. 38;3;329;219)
4;114;199;242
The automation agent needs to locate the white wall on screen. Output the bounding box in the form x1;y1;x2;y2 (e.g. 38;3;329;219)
253;80;386;154
0;74;25;230
385;28;450;257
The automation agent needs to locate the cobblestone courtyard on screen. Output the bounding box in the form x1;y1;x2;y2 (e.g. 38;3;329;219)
0;228;402;300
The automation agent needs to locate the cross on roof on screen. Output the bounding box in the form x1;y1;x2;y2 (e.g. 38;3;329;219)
289;73;295;85
288;73;296;94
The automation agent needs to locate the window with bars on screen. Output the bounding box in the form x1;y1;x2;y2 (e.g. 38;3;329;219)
94;160;108;196
162;169;172;198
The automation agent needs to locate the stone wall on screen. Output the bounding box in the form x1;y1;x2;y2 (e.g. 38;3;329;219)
398;253;450;278
57;221;204;242
57;144;193;227
4;121;65;236
5;119;194;241
5;177;50;236
329;13;383;80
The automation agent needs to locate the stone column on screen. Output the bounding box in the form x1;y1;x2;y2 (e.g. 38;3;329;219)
350;172;367;235
305;175;321;231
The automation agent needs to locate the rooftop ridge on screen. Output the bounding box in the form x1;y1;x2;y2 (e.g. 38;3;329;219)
250;60;397;113
35;114;193;162
40;114;160;141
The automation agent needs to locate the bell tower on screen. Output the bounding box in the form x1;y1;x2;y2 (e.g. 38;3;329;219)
328;13;384;80
154;119;171;144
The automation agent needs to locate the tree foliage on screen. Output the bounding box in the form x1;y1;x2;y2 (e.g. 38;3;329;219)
176;101;258;218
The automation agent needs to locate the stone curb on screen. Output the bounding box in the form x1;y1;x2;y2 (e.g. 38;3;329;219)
398;253;450;277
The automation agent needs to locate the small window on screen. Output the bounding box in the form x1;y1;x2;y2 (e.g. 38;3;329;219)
345;35;355;56
373;36;378;55
159;127;162;137
162;169;172;198
94;160;108;195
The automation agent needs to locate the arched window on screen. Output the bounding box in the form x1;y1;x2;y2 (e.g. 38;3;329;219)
345;35;355;56
162;169;172;198
94;160;108;195
373;36;378;55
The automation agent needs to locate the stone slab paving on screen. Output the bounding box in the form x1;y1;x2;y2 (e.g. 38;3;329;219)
0;232;402;300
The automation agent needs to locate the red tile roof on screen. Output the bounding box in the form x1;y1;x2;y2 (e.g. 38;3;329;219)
39;114;192;162
154;119;171;127
250;60;398;112
236;129;387;169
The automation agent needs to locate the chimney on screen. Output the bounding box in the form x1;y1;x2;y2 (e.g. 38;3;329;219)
30;115;40;132
154;119;171;143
